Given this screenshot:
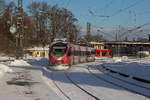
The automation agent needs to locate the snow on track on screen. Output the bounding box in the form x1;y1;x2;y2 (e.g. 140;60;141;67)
67;64;149;100
99;65;150;89
1;57;150;100
87;65;150;99
42;67;95;100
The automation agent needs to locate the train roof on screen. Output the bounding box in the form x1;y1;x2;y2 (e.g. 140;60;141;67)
50;40;95;50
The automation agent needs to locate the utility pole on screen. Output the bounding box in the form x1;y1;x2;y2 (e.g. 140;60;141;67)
118;25;121;57
87;22;91;35
134;11;136;27
86;22;91;42
118;25;121;41
15;0;24;59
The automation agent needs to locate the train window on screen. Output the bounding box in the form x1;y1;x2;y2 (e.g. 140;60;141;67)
74;51;78;56
52;42;67;57
82;51;85;56
97;52;101;56
74;50;75;56
74;51;76;56
77;51;79;56
81;51;84;56
79;51;81;56
75;51;77;56
83;51;86;56
102;52;106;56
86;51;90;56
81;51;82;56
72;49;74;56
91;50;96;55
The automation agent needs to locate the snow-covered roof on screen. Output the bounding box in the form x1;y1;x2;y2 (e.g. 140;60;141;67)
90;41;104;45
26;47;49;51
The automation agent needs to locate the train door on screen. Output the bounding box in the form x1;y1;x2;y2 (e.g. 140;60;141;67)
78;46;81;63
86;48;89;62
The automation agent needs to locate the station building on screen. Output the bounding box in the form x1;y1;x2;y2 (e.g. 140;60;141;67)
24;46;49;58
104;41;150;56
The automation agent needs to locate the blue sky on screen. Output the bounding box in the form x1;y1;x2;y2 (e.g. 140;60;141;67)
6;0;150;28
6;0;150;40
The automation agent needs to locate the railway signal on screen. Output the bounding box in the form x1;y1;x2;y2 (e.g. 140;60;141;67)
9;0;24;59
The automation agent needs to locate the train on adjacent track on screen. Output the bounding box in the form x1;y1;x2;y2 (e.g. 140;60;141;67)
48;38;95;70
95;49;112;59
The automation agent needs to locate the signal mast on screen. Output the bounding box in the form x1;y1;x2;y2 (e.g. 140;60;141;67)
16;0;24;59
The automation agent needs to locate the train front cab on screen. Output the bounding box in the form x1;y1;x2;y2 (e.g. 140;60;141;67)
49;42;72;66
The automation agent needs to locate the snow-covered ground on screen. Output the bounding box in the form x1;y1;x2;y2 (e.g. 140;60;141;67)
0;57;14;61
0;56;150;100
102;57;150;80
0;64;13;78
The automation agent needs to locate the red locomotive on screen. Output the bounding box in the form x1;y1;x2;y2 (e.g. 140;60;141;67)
48;38;95;70
95;49;112;59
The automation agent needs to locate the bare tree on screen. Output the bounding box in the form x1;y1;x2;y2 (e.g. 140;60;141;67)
0;1;16;54
0;0;5;15
28;2;80;43
49;5;79;42
28;1;50;46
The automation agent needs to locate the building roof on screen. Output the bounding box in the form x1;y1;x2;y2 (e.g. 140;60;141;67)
104;41;150;45
90;41;104;45
25;47;49;51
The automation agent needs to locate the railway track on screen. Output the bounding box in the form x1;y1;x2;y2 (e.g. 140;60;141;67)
43;67;100;100
51;72;71;100
98;65;150;90
43;67;71;100
87;65;150;99
64;71;100;100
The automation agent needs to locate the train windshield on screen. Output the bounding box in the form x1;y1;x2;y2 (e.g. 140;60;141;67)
52;42;67;57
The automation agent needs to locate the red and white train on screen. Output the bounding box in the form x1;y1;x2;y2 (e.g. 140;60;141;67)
48;38;95;70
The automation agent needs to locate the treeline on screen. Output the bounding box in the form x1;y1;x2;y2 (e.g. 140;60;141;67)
0;0;80;54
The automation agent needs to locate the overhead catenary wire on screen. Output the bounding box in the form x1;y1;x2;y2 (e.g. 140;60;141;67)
65;0;71;8
88;8;109;18
112;0;144;17
101;0;145;23
88;0;145;39
103;0;114;10
88;0;115;18
97;29;115;39
92;0;146;40
120;22;150;38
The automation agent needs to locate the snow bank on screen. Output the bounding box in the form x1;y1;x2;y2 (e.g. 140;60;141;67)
10;60;31;66
113;57;122;62
0;57;14;60
0;64;13;78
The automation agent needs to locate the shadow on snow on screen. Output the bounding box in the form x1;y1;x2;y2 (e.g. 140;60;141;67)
8;58;138;92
